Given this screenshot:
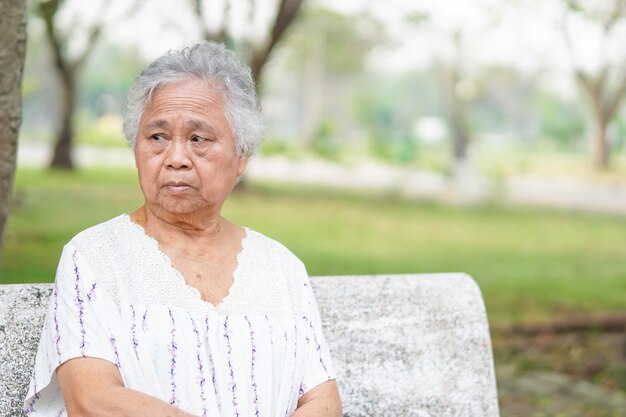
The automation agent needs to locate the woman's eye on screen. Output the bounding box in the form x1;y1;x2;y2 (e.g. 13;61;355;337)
191;135;209;143
150;134;165;142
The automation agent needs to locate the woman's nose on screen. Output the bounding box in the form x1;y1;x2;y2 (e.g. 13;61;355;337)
165;140;192;169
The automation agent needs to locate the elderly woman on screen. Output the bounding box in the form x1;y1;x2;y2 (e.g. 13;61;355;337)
24;41;341;417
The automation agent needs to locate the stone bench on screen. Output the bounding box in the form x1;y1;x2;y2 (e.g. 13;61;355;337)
0;274;500;417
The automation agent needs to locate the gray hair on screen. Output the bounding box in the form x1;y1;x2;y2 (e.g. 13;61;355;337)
123;41;264;157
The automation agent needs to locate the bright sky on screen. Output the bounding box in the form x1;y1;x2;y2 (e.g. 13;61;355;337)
57;0;626;95
323;0;624;72
323;0;626;98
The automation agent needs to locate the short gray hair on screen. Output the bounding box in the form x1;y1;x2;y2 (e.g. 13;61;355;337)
123;41;264;157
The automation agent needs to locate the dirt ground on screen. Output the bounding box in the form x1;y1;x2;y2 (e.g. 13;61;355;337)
494;330;626;417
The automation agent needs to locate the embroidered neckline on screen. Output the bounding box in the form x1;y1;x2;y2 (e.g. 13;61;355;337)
120;214;250;311
70;214;304;319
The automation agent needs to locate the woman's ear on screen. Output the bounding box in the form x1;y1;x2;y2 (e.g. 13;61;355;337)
237;153;249;177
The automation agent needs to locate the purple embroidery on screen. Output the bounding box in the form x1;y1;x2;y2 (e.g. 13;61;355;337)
72;251;87;356
53;280;62;362
191;317;208;417
168;309;178;405
24;373;40;414
303;316;330;377
299;383;307;397
110;335;121;368
86;281;96;301
142;309;148;332
223;317;240;417
285;324;298;417
32;377;39;401
205;317;221;412
130;305;139;359
24;400;35;415
245;316;260;417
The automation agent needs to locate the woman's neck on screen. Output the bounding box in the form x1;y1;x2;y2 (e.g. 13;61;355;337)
131;204;224;244
129;205;246;280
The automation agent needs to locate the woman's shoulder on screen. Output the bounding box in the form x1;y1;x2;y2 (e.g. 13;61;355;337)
55;215;136;306
66;214;139;265
243;227;305;268
70;213;130;241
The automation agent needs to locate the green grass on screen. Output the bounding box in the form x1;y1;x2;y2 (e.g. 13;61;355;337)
2;167;625;325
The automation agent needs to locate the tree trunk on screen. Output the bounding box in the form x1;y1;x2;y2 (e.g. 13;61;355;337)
0;0;28;260
584;80;611;169
592;117;609;169
575;73;622;170
249;0;304;84
301;38;325;147
448;65;470;162
50;74;76;169
451;118;469;161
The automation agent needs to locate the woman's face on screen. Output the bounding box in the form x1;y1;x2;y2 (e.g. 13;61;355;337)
134;78;247;217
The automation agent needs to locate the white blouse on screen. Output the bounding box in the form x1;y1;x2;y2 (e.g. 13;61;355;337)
24;215;336;417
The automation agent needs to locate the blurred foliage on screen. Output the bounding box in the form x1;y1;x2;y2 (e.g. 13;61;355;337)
283;6;383;75
272;5;388;154
258;138;293;157
535;92;586;148
78;43;146;114
353;86;398;161
310;118;342;160
75;110;127;148
351;72;440;164
472;66;537;138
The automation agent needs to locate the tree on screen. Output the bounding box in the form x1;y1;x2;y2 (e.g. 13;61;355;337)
0;0;28;259
35;0;106;169
404;2;495;169
281;6;383;147
561;0;626;169
35;0;138;169
440;30;476;163
190;0;304;85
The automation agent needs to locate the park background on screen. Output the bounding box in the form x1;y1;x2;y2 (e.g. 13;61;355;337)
1;0;625;415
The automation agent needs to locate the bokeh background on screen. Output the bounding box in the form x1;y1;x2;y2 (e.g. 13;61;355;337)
1;0;626;415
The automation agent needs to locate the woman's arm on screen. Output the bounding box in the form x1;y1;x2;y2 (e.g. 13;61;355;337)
57;357;198;417
292;380;342;417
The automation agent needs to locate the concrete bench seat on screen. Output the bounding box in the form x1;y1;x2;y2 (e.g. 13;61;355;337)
0;274;499;417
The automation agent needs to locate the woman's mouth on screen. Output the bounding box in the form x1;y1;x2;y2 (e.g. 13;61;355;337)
164;183;192;193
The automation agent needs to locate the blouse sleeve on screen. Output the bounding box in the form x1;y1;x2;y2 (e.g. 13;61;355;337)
299;266;337;396
24;243;120;415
